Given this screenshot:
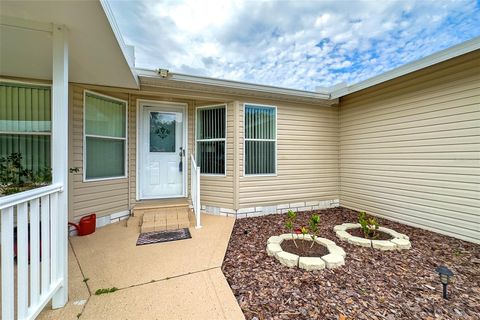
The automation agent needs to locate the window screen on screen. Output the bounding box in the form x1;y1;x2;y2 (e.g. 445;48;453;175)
196;106;226;175
244;104;276;175
0;82;51;175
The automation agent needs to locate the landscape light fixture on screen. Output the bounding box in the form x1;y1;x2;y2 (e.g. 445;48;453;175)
158;68;169;78
435;265;454;299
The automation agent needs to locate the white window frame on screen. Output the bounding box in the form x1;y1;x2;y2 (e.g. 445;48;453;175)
83;90;128;182
195;104;227;177
243;103;277;177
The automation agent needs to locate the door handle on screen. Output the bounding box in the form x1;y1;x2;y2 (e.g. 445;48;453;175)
179;147;184;172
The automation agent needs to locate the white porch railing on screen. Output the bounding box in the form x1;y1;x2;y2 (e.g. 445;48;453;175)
0;183;65;320
190;155;201;229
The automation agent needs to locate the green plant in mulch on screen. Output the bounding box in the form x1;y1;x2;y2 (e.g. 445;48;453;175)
298;226;309;250
285;209;298;248
83;277;90;283
453;249;463;257
308;213;321;248
285;210;323;249
94;287;119;295
358;211;379;239
0;152;51;195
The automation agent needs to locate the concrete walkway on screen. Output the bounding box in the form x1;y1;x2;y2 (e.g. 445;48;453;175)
38;214;244;320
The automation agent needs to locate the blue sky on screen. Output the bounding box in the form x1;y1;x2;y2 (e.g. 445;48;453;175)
109;0;480;91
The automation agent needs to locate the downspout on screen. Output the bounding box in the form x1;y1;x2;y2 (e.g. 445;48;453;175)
233;101;240;212
127;93;132;215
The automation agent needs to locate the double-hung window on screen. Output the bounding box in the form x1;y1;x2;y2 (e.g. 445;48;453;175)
0;81;51;175
244;104;277;175
84;91;127;181
196;105;226;175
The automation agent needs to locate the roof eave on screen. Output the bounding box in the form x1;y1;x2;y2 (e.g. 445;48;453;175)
99;0;139;88
136;68;332;104
330;36;480;99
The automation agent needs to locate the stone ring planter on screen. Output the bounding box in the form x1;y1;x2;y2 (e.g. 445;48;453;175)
334;223;411;250
266;234;346;270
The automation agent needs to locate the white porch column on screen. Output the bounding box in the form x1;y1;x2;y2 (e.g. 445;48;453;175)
51;24;69;308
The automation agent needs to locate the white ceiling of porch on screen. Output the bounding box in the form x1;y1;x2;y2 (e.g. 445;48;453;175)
0;0;138;89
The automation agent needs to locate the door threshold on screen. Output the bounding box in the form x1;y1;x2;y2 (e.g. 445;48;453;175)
138;196;187;201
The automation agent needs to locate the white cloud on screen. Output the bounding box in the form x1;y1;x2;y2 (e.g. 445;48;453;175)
109;0;480;90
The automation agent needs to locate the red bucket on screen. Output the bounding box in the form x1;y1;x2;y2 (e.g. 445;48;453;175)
69;214;96;236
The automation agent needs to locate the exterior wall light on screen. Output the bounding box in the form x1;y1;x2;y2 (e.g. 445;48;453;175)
158;68;169;78
435;265;454;299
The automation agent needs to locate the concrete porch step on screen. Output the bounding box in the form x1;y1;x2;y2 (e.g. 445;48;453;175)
133;198;190;213
141;207;191;233
133;199;191;233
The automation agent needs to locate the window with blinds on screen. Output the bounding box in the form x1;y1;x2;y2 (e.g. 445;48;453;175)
196;105;226;175
84;91;127;180
244;104;276;175
0;82;51;175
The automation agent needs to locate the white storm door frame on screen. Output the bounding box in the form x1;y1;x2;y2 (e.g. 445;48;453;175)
136;100;188;200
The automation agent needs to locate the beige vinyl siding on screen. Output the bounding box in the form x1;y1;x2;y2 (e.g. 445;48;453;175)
190;102;235;209
72;86;234;213
238;101;339;208
70;85;130;219
339;50;480;244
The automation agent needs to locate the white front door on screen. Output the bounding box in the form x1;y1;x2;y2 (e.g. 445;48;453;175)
139;102;186;199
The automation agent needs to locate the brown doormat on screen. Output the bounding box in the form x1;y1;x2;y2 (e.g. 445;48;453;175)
136;228;191;246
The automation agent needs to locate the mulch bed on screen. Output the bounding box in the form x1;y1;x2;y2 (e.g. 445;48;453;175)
281;239;329;257
222;207;480;320
348;228;393;240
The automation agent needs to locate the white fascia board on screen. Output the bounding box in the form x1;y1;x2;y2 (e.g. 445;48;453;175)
99;0;139;88
136;68;331;100
330;36;480;99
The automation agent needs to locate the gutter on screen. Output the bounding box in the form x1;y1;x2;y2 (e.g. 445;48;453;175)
134;36;479;101
136;68;331;101
330;36;480;99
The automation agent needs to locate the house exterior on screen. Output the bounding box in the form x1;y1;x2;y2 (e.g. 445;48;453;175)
1;1;479;240
66;75;339;226
0;1;479;318
44;42;480;245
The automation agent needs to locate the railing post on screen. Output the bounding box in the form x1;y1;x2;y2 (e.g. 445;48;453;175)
52;24;69;308
195;166;201;229
1;208;14;320
17;203;29;318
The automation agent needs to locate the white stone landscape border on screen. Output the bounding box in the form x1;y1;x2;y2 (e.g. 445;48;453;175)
266;234;346;270
334;223;411;250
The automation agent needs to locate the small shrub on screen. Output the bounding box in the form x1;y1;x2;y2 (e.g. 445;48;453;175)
0;153;28;185
300;226;309;250
358;211;379;239
285;211;323;249
0;152;51;195
285;210;298;248
308;214;320;248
